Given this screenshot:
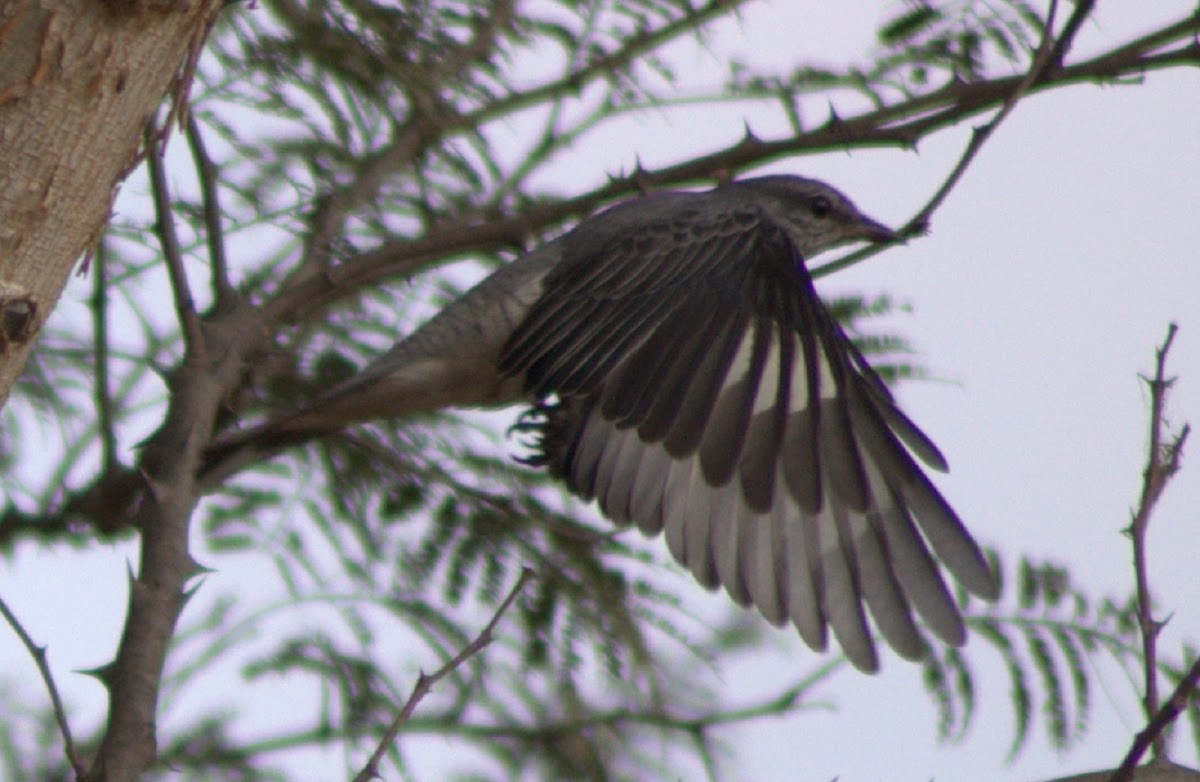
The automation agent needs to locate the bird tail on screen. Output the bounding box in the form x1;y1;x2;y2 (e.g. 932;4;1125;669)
199;413;333;490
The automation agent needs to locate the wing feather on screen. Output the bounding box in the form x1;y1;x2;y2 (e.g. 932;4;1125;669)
656;308;747;452
699;324;769;487
738;324;791;513
500;186;993;670
820;498;877;672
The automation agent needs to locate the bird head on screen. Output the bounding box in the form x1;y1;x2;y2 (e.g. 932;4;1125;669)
728;175;898;257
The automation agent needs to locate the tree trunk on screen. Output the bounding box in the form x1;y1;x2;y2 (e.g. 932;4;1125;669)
0;0;223;408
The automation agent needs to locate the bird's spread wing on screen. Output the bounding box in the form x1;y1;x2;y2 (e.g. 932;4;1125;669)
499;200;996;672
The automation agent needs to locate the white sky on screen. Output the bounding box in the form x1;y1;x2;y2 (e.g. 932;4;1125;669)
3;1;1199;780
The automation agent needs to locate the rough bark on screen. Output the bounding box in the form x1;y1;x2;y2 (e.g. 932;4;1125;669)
0;0;223;407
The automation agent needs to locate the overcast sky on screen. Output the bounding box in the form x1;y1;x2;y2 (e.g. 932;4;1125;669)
691;3;1200;779
3;2;1199;780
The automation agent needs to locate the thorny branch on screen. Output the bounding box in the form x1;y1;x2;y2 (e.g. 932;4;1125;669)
1109;323;1194;780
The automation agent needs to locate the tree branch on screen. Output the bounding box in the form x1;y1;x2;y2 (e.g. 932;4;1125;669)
1110;656;1200;782
185;114;234;306
1121;323;1192;770
145;119;206;360
84;296;265;779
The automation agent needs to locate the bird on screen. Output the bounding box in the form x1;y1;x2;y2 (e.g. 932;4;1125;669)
205;174;998;672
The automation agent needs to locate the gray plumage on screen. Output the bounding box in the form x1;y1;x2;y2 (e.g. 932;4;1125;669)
206;175;998;672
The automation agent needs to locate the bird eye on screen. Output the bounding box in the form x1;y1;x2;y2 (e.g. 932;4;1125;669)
810;195;832;218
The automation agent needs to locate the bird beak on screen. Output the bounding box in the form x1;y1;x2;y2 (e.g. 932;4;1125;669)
855;214;898;244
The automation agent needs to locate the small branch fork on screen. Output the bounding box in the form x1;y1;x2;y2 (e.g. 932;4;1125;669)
1109;324;1194;782
352;567;536;782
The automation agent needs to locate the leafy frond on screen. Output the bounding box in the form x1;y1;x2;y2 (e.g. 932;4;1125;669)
924;554;1149;759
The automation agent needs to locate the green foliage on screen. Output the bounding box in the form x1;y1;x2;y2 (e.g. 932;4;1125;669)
0;682;74;782
919;555;1194;762
826;293;927;386
728;0;1044;114
874;0;1044;86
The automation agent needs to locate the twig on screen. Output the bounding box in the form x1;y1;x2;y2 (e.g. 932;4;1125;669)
1051;0;1097;68
91;239;117;473
185;114;234;306
144;119;206;359
352;567;536;782
1110;655;1200;782
1122;323;1192;767
813;0;1062;280
0;594;84;776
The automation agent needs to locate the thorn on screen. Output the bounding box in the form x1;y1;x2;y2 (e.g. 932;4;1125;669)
126;565;154;611
741;120;760;145
79;661;118;689
630;160;653;195
825;102;842;127
180;579;205;610
139;468;170;502
184;553;214;579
